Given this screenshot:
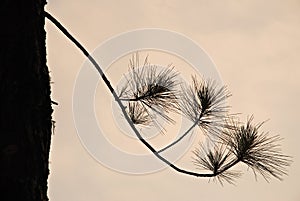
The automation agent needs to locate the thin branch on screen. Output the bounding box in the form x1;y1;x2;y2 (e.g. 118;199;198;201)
44;11;114;95
45;11;291;183
44;11;228;178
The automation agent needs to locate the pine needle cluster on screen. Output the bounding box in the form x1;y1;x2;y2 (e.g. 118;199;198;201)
118;53;291;184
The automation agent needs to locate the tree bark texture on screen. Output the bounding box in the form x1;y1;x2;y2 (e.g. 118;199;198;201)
0;0;53;200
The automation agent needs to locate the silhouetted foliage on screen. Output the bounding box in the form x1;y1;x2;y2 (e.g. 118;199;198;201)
222;117;291;181
117;53;292;184
45;11;292;185
119;54;180;124
180;77;233;137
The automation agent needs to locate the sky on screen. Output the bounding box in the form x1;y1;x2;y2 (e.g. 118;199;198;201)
45;1;300;201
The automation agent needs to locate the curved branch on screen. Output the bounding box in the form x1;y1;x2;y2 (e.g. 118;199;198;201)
44;11;222;178
45;11;291;182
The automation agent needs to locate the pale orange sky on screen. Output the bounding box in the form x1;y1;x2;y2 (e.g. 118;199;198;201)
46;1;300;201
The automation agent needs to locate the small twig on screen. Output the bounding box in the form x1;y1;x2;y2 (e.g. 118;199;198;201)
158;114;200;153
51;100;58;105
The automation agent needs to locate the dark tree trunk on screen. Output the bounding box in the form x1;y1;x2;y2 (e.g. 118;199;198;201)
0;0;53;200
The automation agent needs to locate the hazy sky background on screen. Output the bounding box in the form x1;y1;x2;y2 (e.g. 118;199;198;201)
46;1;300;200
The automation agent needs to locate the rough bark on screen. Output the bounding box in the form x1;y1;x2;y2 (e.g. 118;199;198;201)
0;0;52;200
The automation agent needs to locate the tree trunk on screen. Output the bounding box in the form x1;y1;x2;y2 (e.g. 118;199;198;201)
0;0;53;200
